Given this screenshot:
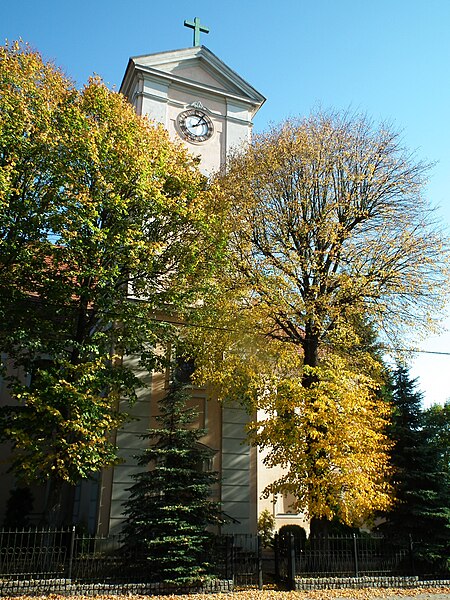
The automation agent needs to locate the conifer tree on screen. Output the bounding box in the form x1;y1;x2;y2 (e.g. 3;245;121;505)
122;379;222;585
423;401;450;478
380;365;450;572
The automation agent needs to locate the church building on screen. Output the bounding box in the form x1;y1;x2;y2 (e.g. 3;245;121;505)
0;20;309;536
76;21;267;536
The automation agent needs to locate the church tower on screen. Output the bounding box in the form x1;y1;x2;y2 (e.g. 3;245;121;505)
119;21;265;175
92;24;266;536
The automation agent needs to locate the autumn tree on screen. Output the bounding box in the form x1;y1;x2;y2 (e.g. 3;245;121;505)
0;42;226;524
190;111;449;531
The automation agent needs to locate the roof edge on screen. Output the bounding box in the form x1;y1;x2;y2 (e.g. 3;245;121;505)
119;46;266;107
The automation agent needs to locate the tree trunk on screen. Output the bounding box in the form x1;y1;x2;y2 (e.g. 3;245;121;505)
42;478;76;527
301;322;319;386
302;325;331;532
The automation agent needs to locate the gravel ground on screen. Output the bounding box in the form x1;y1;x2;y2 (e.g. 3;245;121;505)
6;588;450;600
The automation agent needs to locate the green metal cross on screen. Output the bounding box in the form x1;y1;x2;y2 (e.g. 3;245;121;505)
184;17;209;47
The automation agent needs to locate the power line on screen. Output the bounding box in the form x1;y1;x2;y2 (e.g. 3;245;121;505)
382;347;450;357
2;297;450;356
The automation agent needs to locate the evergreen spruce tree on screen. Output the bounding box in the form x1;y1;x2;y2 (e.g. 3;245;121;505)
122;379;222;585
380;365;450;572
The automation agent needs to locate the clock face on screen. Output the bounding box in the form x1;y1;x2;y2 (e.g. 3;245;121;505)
177;109;214;143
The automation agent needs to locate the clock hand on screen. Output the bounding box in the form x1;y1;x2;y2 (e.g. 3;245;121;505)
192;117;206;129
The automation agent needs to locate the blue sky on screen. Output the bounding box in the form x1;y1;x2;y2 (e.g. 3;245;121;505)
2;0;450;406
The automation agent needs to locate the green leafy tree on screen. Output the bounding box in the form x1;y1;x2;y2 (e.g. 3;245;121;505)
423;400;450;476
422;400;450;571
0;41;226;524
257;509;275;548
122;379;222;585
379;366;450;572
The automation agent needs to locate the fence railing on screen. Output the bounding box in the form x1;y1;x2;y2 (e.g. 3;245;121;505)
275;533;414;585
219;533;263;588
0;528;436;594
0;528;71;580
0;528;262;588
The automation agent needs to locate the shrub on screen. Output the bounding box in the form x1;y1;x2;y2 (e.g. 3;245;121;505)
257;509;275;547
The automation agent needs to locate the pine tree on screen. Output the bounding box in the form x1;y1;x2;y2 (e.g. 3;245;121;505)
380;365;450;572
122;379;222;585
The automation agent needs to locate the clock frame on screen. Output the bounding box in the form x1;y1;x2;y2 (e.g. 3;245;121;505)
177;108;214;143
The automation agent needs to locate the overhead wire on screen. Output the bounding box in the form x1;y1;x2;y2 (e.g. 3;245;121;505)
1;296;450;356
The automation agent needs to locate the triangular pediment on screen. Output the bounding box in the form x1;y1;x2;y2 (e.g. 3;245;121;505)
120;46;265;108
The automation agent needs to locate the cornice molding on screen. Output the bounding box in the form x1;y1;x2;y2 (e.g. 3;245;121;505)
134;92;254;127
120;46;265;113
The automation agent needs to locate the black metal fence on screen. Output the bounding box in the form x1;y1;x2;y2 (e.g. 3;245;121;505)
220;533;263;587
0;528;123;582
0;528;439;594
0;528;71;580
275;533;414;584
0;528;263;589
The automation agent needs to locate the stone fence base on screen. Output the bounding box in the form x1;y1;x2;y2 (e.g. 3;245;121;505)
295;576;450;591
0;578;234;597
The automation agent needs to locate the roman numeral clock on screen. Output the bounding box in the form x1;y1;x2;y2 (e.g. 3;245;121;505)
177;104;214;143
119;17;265;176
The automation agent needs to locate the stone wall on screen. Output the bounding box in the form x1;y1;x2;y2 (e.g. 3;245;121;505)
295;576;450;591
0;578;234;597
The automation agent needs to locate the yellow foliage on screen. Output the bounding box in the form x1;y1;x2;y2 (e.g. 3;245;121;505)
249;351;393;525
185;110;450;525
215;112;449;345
